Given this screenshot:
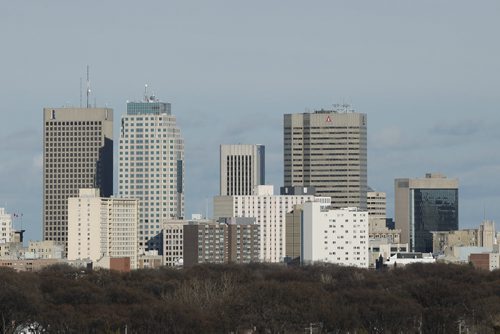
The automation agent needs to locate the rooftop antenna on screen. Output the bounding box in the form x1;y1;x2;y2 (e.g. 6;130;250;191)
86;65;91;108
144;84;148;102
79;77;83;108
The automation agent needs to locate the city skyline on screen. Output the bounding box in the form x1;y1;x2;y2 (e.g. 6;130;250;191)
1;1;500;242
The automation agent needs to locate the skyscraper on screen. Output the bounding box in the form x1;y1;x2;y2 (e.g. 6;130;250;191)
43;107;113;250
118;93;184;253
284;105;367;209
220;144;265;196
395;173;459;252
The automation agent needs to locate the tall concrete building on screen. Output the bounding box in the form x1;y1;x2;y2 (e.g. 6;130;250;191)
118;94;184;253
395;173;459;252
220;144;265;196
0;208;12;244
284;106;367;210
183;217;260;267
67;189;138;269
43;107;113;249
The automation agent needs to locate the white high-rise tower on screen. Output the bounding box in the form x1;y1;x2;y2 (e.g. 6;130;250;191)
118;92;184;253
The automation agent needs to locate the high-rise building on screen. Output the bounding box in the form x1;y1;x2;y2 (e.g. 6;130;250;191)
0;208;12;243
301;202;369;268
284;105;367;210
395;173;459;252
43;107;113;250
220;144;265;196
67;189;139;269
118;94;184;253
213;185;331;262
183;217;260;267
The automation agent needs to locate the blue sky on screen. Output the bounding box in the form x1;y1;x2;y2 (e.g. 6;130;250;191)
1;1;499;241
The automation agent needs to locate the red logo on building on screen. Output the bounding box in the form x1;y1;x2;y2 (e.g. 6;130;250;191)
326;116;332;122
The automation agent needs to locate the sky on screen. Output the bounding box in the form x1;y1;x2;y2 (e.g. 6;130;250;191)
1;1;499;242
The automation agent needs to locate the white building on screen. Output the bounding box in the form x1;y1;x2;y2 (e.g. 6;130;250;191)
220;144;265;196
214;185;330;262
385;252;435;267
68;189;139;269
301;202;369;268
0;208;12;243
118;94;185;254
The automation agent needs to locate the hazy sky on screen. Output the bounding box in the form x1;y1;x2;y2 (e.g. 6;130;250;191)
1;1;499;242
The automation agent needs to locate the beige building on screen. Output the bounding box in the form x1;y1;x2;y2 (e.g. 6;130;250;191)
214;185;331;262
0;208;12;243
220;144;265;196
118;97;185;254
433;220;496;257
162;219;192;267
68;189;139;269
43;107;113;251
395;173;458;252
26;240;64;259
284;107;367;210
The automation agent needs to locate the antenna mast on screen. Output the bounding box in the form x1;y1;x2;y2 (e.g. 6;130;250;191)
86;65;91;108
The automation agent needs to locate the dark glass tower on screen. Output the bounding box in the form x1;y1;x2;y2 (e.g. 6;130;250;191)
412;189;458;252
395;173;459;252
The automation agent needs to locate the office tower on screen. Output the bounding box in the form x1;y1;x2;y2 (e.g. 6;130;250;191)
479;220;496;249
367;189;386;221
68;189;139;269
118;94;185;253
0;208;12;243
43;107;113;250
301;202;369;268
183;217;260;267
214;185;331;262
284;105;367;210
395;173;458;252
220;144;265;196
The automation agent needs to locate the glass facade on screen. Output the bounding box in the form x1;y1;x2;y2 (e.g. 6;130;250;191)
411;189;458;252
126;102;171;115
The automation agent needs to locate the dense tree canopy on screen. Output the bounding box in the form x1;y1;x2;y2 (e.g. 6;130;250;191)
0;263;498;333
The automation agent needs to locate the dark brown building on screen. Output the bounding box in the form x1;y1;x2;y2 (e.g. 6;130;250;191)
183;218;259;267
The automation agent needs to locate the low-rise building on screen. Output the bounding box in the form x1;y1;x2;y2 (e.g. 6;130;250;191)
385;252;435;267
469;252;500;271
368;238;408;268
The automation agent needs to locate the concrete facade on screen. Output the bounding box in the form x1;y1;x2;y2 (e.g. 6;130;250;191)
0;208;12;243
395;173;458;252
284;108;367;210
118;97;185;254
183;218;260;267
43;107;113;251
68;189;139;269
162;219;201;267
220;144;265;196
301;202;369;268
214;185;331;262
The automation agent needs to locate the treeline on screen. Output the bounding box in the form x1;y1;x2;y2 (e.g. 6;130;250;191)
0;263;499;333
